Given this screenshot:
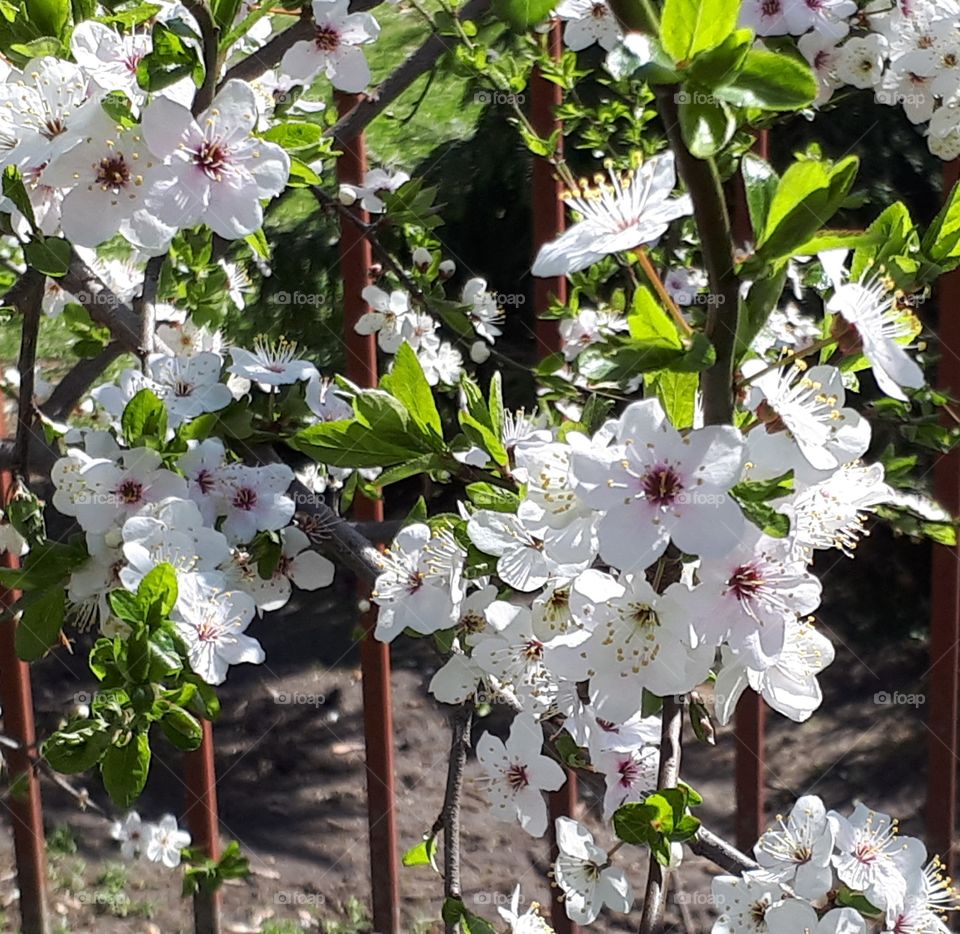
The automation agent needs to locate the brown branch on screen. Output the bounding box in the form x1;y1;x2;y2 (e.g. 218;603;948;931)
329;0;491;147
61;252;141;352
185;0;222;115
687;827;757;875
136;255;166;361
11;271;45;478
639;696;683;934
442;702;473;932
42;342;127;422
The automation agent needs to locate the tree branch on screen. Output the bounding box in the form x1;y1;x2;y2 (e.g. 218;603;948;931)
42;342;127;422
136;255;165;361
329;0;491;148
687;826;757;875
638;696;684;934
443;702;473;932
61;252;142;352
11;271;45;478
185;0;221;114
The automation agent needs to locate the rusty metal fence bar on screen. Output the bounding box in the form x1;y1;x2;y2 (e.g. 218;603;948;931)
928;158;960;879
335;91;402;933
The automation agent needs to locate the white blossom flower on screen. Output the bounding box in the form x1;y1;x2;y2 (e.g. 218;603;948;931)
883;858;960;934
837;35;889;89
70;21;152;98
111;812;149;860
418;340;463;386
145;815;191;869
752;795;836;899
339;167;408;213
462;277;504;343
827;279;924;400
558;308;628;360
556;0;621;51
553;817;633;924
714;618;835;724
829;803;928;911
373;524;464;642
766;903;866;934
250;526;335;612
172;572;264;685
710;876;784;934
143;353;232;427
280;0;380;93
228;338;318;388
570;398;745;572
219;463;296;544
497;885;554;933
598;746;659;819
476;713;566;837
683;527;822;669
356;286;414;352
42;106;168;249
532;152;693;277
306;375;353;421
142;80;290;239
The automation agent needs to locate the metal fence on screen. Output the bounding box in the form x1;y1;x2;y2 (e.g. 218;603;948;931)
0;29;958;934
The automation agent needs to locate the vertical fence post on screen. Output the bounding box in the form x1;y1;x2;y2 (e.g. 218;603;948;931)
928;159;960;878
184;720;222;934
0;457;50;934
530;23;579;934
335;92;401;934
730;130;768;852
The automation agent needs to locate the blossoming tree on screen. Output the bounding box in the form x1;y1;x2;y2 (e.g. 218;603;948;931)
0;0;959;930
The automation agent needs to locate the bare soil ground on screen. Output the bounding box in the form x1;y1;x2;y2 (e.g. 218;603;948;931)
0;527;939;933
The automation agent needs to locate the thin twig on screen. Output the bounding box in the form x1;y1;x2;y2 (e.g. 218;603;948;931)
185;0;221;115
137;255;166;362
634;248;693;337
11;271;44;479
687;827;757;875
638;696;683;934
443;702;473;933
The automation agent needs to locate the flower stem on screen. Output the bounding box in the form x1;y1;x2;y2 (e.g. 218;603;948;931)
734;337;835;389
633;248;693;337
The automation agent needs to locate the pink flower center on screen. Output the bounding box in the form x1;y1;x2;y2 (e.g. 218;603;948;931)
315;25;341;52
195;140;230;181
506;763;529;791
96;154;132;191
761;0;782;15
115;479;144;504
195;469;216;495
727;562;765;603
618;756;645;788
232;487;258;511
641;463;684;506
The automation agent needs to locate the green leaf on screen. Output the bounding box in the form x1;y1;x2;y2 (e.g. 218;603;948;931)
735;497;790;538
42;720;110;774
735;264;788;359
260;121;323;152
136;20;203;92
740;153;779;239
613;802;662;845
854;202;917;280
23;236;70;277
101;732;151;808
466;482;521;512
380;342;443;441
660;0;739;64
491;0;554;31
158;704;203;752
756;155;859;263
26;0;69;37
2;166;35;230
122;388;168;448
293;419;426;468
15;586;65;661
138;563;178;621
628;285;683;349
401;836;439;871
686;28;752;87
712;48;817;110
678;91;735;159
210;0;242;31
109;589;145;625
731;471;794;502
645;370;699;429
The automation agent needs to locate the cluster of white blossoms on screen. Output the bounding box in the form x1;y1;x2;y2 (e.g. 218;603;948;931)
738;0;960;159
111;811;191;869
365;138;938;921
355;269;506;384
52;339;341;685
710;796;959;934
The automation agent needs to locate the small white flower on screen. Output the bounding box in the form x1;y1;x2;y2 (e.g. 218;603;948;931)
228;338;318;388
142;80;290;239
553;817;632;924
145;814;191;869
710;876;784;934
281;0;380;93
144;353;232;427
497;885;554;933
356;287;414;352
829;803;927;910
111;812;149;860
556;0;621;51
827;279;924;400
836;35;888;89
532;153;693;277
219;463;296;544
339;167;408;213
173;572;265;685
476;713;566;837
